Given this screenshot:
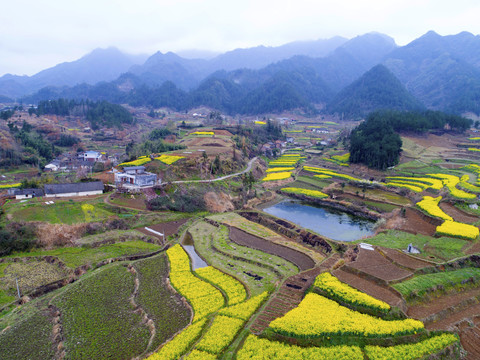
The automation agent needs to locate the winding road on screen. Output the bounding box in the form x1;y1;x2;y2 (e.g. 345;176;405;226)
159;157;258;186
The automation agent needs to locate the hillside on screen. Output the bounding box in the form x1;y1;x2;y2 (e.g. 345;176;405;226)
326;64;424;117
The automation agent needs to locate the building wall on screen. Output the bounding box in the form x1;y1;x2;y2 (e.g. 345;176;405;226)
45;190;103;198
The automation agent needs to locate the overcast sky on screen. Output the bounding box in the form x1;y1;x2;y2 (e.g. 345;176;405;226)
1;0;479;76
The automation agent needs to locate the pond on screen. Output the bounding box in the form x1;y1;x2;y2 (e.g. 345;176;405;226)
181;233;208;270
263;200;375;242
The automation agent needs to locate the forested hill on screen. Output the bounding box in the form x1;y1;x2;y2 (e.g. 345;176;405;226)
30;99;133;130
349;110;472;170
13;31;480;118
326;65;424;118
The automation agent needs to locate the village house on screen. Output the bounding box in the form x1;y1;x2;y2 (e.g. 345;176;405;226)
82;151;105;162
10;188;45;199
44;181;104;198
114;166;158;189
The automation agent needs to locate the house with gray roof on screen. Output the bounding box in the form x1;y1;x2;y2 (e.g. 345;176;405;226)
44;181;104;198
114;166;158;189
12;188;45;199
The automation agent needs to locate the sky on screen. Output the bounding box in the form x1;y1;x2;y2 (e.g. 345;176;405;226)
1;0;480;76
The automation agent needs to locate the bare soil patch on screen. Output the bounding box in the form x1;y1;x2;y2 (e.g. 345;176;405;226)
407;288;480;320
145;218;190;237
439;203;479;224
229;227;315;271
426;303;480;331
378;247;435;270
108;193;147;211
347;248;413;282
212;130;233;136
466;241;480;255
385;207;438;236
250;266;324;334
332;268;404;307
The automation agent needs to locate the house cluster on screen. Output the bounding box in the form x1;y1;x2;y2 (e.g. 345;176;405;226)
44;151;120;172
9;181;104;199
260;140;287;156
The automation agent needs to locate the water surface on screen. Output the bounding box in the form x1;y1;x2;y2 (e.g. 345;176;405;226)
263;200;375;242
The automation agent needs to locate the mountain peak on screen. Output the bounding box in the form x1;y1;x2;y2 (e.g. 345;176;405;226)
327;63;424;117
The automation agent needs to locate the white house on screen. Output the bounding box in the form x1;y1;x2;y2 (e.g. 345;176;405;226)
44;181;104;198
83;151;103;162
114;166;158;189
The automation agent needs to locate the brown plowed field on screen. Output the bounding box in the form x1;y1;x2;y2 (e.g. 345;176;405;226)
407;288;480;320
439;203;479;224
229;227;315;271
387;207;438;236
426;303;480;331
332;268;404;308
250;266;326;334
347;248;413;282
379;247;434;270
136;218;190;243
466;241;480;255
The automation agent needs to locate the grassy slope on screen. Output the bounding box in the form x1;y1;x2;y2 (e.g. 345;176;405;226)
190;221;297;296
358;230;468;262
4;197;114;224
393;268;480;299
53;264;150;360
6;240;160;268
134;254;191;353
0;309;54;360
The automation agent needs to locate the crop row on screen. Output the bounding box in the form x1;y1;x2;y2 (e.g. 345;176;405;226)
436;220;479;240
312;272;390;313
386;176;444;190
416;196;452;221
167;244;225;321
191;131;214;135
262;171;292;181
392;267;480;299
118;155;151;167
459;174;480;192
236;333;458;360
280;187;328;199
268;293;424;338
145;318;208;360
195;315;245;354
265;167;295;172
218;291;269;320
195;266;247;305
303;166;361;181
184;349;217;360
154;154;185;164
427;173;476;199
192;291;269;355
237;335;364;360
386;182;423;192
364;333;459;360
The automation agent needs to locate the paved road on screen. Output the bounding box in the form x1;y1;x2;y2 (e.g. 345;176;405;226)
159;157;258;186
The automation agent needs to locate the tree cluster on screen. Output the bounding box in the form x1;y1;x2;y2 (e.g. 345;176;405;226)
370;109;472;133
31;99;134;130
349;115;402;170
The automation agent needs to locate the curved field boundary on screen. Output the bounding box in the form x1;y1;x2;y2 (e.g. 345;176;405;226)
210;239;284;279
332;268;406;311
229;227;315;271
250;255;340;334
238;211;332;256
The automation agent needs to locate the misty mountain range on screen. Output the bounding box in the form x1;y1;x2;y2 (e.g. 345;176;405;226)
2;31;480;117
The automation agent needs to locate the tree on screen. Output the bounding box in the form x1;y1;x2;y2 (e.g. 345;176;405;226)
349;115;402;170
